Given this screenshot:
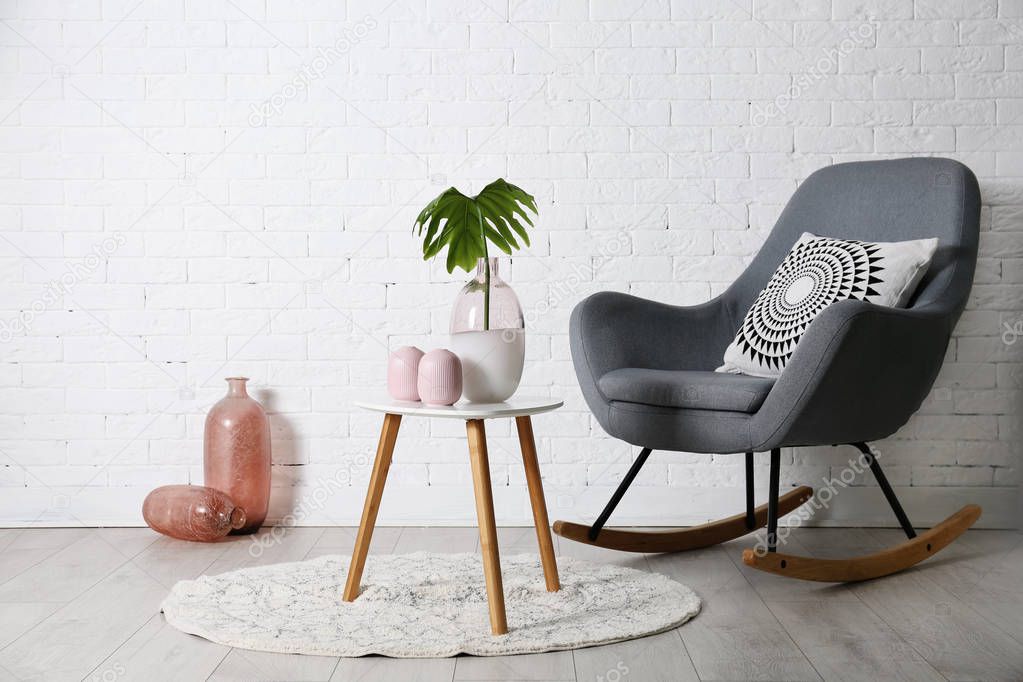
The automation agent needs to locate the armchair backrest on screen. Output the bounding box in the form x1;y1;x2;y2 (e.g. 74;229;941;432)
729;157;981;325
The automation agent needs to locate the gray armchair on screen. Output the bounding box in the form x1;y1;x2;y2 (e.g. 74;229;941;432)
554;157;983;582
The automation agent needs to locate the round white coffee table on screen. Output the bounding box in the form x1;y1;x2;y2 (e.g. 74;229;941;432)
343;396;564;636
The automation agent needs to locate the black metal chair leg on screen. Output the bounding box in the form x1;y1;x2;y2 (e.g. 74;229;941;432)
745;452;755;530
767;448;780;552
852;442;917;539
588;448;652;541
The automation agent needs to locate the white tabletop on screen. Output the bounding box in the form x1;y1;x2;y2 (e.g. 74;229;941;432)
355;395;563;419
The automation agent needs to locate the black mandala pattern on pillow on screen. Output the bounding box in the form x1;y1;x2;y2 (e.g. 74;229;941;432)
735;237;885;372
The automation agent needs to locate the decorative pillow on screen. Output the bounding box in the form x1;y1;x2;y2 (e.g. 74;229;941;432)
718;232;938;378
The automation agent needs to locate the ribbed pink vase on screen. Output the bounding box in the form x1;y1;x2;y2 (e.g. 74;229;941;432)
142;484;246;542
417;349;462;406
388;346;424;401
203;377;271;534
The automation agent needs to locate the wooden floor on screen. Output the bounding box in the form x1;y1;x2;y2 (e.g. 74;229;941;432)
0;526;1021;681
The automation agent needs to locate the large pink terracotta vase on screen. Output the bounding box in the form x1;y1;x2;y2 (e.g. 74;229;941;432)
142;484;246;542
203;377;271;534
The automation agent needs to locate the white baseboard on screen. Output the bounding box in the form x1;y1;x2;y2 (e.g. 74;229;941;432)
0;484;1017;529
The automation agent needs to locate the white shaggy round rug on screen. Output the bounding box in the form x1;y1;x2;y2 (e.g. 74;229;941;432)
161;552;701;657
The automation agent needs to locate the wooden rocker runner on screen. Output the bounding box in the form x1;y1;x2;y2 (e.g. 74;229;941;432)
554;444;981;581
555;158;984;582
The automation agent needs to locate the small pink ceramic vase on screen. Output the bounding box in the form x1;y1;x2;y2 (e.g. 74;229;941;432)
388;346;424;401
418;349;462;406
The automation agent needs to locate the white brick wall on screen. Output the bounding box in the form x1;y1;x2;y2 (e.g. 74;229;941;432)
0;0;1019;528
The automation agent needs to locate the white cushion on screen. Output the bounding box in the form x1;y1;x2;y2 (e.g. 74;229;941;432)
718;232;938;378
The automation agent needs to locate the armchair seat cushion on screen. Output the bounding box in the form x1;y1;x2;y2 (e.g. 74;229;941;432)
598;368;775;414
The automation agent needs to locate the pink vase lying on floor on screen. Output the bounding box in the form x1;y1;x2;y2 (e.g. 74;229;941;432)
204;377;271;534
142;485;246;542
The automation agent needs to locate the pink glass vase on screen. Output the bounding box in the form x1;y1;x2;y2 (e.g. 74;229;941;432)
203;377;271;534
388;345;424;401
418;348;462;406
142;484;246;542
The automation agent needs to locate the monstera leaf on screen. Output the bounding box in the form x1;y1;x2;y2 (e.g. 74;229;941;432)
414;179;538;273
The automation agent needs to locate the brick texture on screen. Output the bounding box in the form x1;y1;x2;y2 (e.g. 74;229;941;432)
0;0;1019;527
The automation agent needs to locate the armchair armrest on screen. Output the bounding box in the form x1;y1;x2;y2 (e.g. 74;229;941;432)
753;298;953;450
570;291;739;408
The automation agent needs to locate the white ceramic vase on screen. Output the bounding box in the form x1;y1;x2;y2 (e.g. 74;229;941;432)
450;328;524;403
449;258;525;403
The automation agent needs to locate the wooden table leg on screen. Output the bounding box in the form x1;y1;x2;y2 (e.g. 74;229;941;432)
515;415;560;592
466;419;508;635
343;412;401;602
